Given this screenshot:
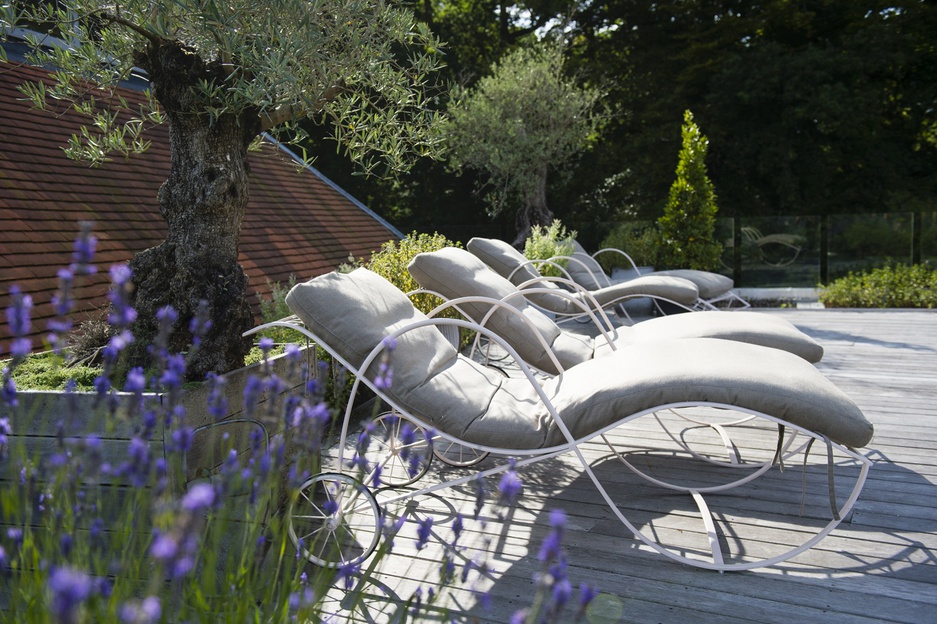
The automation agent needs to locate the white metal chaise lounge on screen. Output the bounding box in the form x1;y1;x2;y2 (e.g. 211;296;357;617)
247;267;873;572
408;247;823;376
566;239;750;310
467;236;704;321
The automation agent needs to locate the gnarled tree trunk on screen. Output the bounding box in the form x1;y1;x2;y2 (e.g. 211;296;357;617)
127;42;256;380
512;168;554;247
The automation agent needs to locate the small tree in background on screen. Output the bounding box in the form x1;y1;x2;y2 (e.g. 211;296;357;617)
657;110;722;270
446;43;604;246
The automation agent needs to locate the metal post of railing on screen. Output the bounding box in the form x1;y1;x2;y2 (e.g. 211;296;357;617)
732;216;742;286
819;216;830;284
913;212;923;265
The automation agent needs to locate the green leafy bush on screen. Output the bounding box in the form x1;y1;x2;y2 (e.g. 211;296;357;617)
8;351;102;391
523;220;577;277
597;222;661;273
819;262;937;308
366;231;463;315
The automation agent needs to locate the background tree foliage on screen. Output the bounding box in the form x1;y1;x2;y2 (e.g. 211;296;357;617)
311;0;936;247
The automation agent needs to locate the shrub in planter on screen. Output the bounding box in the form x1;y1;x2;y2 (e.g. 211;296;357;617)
819;262;937;308
522;220;577;277
597;222;660;274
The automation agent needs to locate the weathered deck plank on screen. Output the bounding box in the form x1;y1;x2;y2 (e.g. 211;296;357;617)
314;308;937;623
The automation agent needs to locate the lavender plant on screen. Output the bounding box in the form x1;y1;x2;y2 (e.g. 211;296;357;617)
0;226;599;623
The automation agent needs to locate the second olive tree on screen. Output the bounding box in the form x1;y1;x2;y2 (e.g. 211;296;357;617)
445;44;604;246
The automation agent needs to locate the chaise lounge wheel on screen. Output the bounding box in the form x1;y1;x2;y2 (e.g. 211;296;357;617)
289;472;381;568
433;440;489;467
361;412;433;487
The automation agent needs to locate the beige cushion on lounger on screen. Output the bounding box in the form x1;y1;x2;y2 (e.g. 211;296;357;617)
593;310;824;363
286;268;554;448
408;248;595;373
285;268;872;451
653;269;734;300
467;237;700;309
542;338;872;449
409;247;824;373
567;239;611;289
569;239;736;300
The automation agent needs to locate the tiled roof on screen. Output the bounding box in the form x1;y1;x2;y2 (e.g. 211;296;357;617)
0;60;401;353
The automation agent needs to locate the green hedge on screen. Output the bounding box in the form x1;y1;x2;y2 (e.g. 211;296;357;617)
819;263;937;308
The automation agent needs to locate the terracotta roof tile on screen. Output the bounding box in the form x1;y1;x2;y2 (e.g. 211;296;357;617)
1;61;401;352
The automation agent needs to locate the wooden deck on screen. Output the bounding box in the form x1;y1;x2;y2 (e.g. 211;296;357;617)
314;309;937;623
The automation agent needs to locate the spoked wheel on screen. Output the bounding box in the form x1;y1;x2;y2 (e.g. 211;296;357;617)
361;412;433;487
433;439;489;467
289;472;381;568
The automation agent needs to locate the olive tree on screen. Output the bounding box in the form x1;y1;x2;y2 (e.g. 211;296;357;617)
3;0;445;378
445;43;603;246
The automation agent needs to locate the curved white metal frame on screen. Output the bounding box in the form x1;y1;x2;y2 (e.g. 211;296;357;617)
592;247;752;311
245;315;871;572
531;253;712;316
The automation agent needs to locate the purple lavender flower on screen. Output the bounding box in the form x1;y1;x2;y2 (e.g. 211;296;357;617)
472;475;487;520
578;583;599;612
103;329;133;362
121;436;151;487
159;354;186;392
52;268;75;316
289;587;318;611
46;267;76;353
189;300;212;347
6;286;32;337
107;264;137;328
285;343;301;361
60;533;73;558
538;509;566;563
71;222;97;275
510;609;528;624
370;465;383;488
154;305;178;354
258;336;275;357
243;376;263;418
338;561;360;591
498;468;523;505
124;367;146;394
48;566;92;624
93;375;111;397
119;596;161;624
374;360;393;389
170;426;194;453
415;517;433;550
206;373;228;420
150;532;178;561
6;286;32;361
181;482;215;513
1;369;16;408
551;576;573;610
